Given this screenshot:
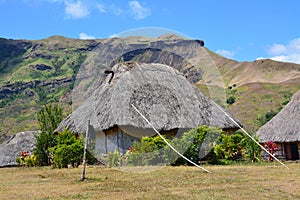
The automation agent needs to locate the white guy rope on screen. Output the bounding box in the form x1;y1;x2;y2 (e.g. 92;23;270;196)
211;101;289;170
131;104;211;173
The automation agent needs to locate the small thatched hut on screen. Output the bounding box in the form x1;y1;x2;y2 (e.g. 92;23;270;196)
56;62;241;154
257;90;300;160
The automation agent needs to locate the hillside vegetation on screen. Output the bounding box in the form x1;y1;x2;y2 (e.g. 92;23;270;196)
0;35;300;141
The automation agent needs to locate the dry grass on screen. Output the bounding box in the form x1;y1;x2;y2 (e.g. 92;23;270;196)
0;163;299;200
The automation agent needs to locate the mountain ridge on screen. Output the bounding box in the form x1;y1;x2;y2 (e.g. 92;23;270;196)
0;35;299;141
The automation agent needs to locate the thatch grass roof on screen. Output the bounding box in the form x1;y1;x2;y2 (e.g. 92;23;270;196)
257;90;300;143
56;62;241;136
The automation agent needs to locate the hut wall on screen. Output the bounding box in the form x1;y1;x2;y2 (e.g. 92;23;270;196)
95;128;139;154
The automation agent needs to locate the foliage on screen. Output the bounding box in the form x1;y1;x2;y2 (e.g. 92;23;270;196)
126;135;167;166
282;92;292;105
37;103;63;134
257;110;278;126
111;126;263;167
16;151;37;167
226;87;237;105
167;126;222;166
33;104;63;166
49;129;84;168
34;131;57;166
213;131;262;164
107;150;122;167
214;132;244;161
110;126;223;167
241;134;261;162
226;96;236;104
265;141;277;161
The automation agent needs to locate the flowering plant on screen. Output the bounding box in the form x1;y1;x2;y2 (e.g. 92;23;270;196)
265;141;277;161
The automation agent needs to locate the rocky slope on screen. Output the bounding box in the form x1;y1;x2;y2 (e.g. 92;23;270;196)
0;35;300;142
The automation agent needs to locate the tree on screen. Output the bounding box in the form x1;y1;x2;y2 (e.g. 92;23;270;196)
226;96;236;104
33;104;63;166
37;103;63;134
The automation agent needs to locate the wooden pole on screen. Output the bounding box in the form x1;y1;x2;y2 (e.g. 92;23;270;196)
81;120;90;181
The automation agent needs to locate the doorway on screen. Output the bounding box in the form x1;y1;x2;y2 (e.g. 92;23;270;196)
285;143;299;160
290;143;299;160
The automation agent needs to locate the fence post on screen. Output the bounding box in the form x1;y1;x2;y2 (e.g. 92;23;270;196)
81;120;90;181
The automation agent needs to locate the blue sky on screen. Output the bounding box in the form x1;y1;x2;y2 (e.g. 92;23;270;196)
0;0;299;63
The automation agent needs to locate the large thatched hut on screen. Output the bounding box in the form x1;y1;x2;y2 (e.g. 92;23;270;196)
56;62;241;154
256;90;300;160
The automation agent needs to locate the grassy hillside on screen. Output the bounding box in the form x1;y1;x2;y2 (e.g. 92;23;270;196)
0;36;91;140
0;36;300;141
196;49;299;131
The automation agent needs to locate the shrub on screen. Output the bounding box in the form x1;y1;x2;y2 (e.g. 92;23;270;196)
107;150;121;167
124;126;222;166
16;151;37;167
242;135;261;162
49;129;84;168
226;96;236;104
265;141;277;161
257;110;278;126
126;135;167;166
214;132;245;161
107;126;261;167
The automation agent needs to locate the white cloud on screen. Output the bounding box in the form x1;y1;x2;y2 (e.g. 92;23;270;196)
46;0;151;20
97;3;107;13
216;49;235;59
267;44;287;55
129;1;151;20
266;38;300;64
110;4;124;16
79;33;95;39
64;1;89;19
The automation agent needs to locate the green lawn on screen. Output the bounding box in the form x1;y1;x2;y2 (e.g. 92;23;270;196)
0;163;299;200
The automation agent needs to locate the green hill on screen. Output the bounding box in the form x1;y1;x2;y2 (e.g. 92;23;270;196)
0;35;299;142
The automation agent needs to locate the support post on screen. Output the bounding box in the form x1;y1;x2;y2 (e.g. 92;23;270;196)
81;120;90;181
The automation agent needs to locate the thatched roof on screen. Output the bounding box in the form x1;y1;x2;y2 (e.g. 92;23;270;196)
56;62;241;136
257;90;300;143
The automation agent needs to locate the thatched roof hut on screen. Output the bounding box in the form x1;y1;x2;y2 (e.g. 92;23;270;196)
56;62;241;153
256;90;300;160
257;90;300;143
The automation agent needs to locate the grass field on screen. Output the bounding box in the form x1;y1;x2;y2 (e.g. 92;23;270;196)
0;163;299;200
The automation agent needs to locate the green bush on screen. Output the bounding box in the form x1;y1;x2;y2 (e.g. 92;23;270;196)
49;129;84;168
124;126;222;166
226;96;236;104
126;135;167;166
241;134;261;162
106;126;262;167
34;131;58;166
213;131;261;163
169;126;222;165
257;110;278;126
